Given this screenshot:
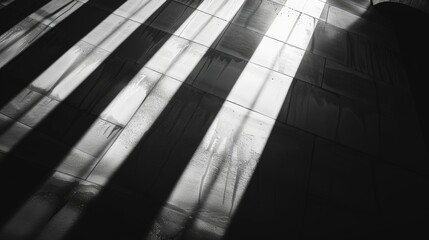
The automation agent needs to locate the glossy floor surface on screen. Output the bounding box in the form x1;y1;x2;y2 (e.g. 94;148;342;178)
0;0;428;239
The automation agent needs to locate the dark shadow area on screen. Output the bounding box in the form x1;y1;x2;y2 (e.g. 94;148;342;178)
375;2;429;150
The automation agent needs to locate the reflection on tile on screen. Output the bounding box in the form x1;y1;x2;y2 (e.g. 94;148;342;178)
227;62;293;119
176;10;227;47
82;13;140;52
215;24;263;61
287;80;339;139
0;17;50;68
287;13;318;50
322;60;376;104
232;0;283;35
189;49;247;99
34;41;110;97
251;37;325;86
146;36;209;82
100;67;161;126
88;76;184;185
304;137;377;238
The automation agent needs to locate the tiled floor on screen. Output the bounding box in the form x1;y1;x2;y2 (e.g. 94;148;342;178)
0;0;428;239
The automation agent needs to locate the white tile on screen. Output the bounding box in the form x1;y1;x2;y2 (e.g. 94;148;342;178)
252;36;306;77
112;0;166;24
226;63;293;119
177;10;227;47
145;35;209;82
303;0;327;19
198;0;246;22
100;67;162;126
266;7;300;42
287;13;317;50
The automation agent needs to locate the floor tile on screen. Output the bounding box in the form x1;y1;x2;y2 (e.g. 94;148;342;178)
35;41;110;98
189;49;248;99
287;80;339;139
265;7;300;42
322;60;376;104
98;67;162;126
88;0;167;24
81;13;140;53
232;0;283;35
287;13;318;50
149;1;196;35
215;24;264;61
309;21;349;65
176;9;228;47
303;0;329;20
251;36;325;86
196;0;246;22
145;35;209;82
226;62;293;119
